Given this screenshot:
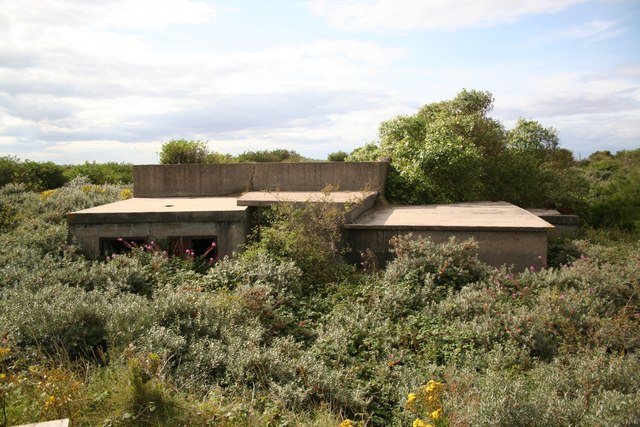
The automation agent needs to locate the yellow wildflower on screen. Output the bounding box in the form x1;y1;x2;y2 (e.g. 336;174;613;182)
0;346;10;357
430;408;442;420
406;393;417;411
424;379;445;394
45;395;57;408
412;418;433;427
40;189;58;200
119;188;133;199
339;419;354;427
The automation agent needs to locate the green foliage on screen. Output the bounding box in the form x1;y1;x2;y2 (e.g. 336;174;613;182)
386;234;489;293
235;149;305;163
0;284;108;359
158;139;210;164
327;151;348;162
0;156;20;187
346;142;383;162
204;151;235;163
579;149;640;230
158;143;307;164
0;183;639;426
0;156;65;191
348;90;587;211
244;193;357;286
63;161;133;184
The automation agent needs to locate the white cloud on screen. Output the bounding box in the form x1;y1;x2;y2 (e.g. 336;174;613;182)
535;19;625;45
0;0;217;31
0;0;409;163
1;0;636;163
42;140;163;164
492;70;640;155
307;0;587;32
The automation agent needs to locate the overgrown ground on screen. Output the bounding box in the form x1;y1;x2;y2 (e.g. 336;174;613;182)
0;180;638;426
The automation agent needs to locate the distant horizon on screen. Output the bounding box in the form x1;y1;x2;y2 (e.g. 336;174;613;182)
1;0;638;164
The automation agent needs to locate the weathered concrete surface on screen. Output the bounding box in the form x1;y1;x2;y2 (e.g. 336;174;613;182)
237;190;377;222
133;164;254;197
14;420;69;427
133;161;389;197
528;208;580;237
344;202;554;271
347;202;553;230
68;198;249;258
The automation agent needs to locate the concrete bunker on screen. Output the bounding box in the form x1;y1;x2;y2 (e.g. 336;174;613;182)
68;161;556;271
344;202;553;270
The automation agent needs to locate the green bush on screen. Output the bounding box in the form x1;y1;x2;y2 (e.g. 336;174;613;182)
385;234;489;292
578;149;640;230
158;139;210;164
245;194;357;286
63;161;133;184
327;151;348;162
0;180;639;426
236;149;305;163
0;284;108;359
446;351;640;426
0;156;66;191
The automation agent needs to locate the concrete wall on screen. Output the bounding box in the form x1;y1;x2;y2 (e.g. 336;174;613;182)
69;218;249;259
134;162;389;197
344;228;548;272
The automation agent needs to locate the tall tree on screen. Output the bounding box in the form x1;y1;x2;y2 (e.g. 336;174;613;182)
348;89;584;209
352;89;506;204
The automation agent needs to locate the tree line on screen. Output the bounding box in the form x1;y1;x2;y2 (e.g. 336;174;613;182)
2;89;638;230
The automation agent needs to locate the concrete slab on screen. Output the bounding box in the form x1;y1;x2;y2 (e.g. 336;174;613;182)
527;208;580;226
344;202;553;231
527;208;580;237
68;198;251;258
72;197;245;214
68;197;247;225
343;202;554;271
13;420;69;427
238;191;377;222
237;191;377;207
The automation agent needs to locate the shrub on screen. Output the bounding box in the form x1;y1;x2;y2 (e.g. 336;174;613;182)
385;234;489;293
159;139;210;164
445;351;640;426
236;149;304;163
246;193;359;286
0;284;108;359
327;151;348;162
63;161;133;184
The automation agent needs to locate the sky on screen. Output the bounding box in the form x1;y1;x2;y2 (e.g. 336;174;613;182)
0;0;639;164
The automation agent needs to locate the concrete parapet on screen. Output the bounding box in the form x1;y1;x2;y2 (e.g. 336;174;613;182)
527;209;580;237
133;161;389;197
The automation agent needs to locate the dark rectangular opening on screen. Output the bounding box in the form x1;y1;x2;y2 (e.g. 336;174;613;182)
100;237;147;256
169;236;218;259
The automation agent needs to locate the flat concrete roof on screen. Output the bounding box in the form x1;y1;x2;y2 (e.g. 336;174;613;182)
68;197;247;224
72;197;245;214
237;191;377;207
344;202;554;231
14;420;69;427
